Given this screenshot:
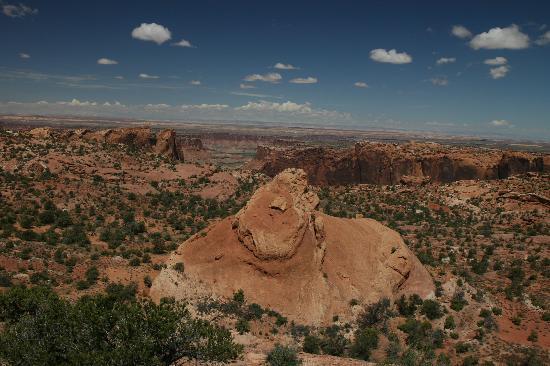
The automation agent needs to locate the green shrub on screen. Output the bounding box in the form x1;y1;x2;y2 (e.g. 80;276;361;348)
266;344;301;366
173;262;184;273
351;327;378;360
0;286;242;365
236;318;250;334
303;335;321;354
421;299;443;320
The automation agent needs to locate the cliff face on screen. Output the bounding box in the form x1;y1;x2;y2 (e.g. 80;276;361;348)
29;127;195;161
250;142;547;186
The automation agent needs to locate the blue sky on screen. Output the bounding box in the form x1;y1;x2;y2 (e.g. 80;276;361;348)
1;0;549;140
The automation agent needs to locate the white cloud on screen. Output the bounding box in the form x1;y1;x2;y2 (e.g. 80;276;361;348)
490;119;514;127
436;57;456;65
489;65;510;79
451;25;472;39
235;100;350;120
139;73;159;79
484;57;507;66
2;3;37;18
114;76;124;80
535;31;550;46
189;80;201;85
173;39;193;48
289;76;317;84
354;82;368;88
19;53;30;59
57;99;97;107
236;100;312;113
243;72;282;83
131;23;171;45
181;103;228;110
144;103;170;110
430;77;448;86
239;83;255;89
370;49;412;64
274;62;299;70
97;58;118;65
470;25;529;50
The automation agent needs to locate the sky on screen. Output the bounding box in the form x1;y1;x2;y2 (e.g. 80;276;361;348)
1;0;549;140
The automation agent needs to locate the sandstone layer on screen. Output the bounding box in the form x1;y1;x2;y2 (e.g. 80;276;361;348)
151;168;434;325
249;142;549;186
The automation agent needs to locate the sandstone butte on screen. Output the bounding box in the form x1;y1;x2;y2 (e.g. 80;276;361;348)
249;142;550;186
151;168;434;325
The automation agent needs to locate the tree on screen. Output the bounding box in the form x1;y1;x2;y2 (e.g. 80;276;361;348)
0;286;242;365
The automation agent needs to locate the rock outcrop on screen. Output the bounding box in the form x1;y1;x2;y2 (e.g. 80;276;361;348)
29;126;189;161
151;168;434;325
249;142;548;186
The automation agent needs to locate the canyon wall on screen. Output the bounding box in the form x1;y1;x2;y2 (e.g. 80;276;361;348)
250;142;548;186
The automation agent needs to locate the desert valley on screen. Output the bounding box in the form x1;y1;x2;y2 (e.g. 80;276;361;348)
0;118;548;365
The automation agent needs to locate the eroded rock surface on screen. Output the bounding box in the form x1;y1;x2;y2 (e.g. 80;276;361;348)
249;142;548;186
151;168;434;325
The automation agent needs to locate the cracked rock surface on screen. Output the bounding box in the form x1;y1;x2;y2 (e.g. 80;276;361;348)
151;168;434;325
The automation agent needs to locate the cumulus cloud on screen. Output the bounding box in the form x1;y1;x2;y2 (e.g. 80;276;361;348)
490;119;514;127
470;25;529;50
144;103;170;110
370;49;412;64
139;73;159;79
289;76;317;84
131;23;171;45
19;53;30;59
451;25;472;39
236;100;312;113
484;57;508;66
57;99;97;107
535;31;550;46
2;2;37;18
239;83;255;89
189;80;201;85
274;62;299;70
181;103;228;110
234;100;349;120
97;58;118;65
243;72;282;83
430;77;448;86
489;65;510;79
354;82;368;88
172;39;193;48
436;57;456;65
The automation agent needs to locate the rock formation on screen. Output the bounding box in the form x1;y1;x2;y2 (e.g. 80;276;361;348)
29;126;189;161
249;142;548;186
151;168;434;325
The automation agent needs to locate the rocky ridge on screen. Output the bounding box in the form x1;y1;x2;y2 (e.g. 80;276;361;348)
249;142;549;186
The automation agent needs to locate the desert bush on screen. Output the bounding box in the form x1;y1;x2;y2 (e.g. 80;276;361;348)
303;335;321;354
351;327;378;361
0;286;242;365
421;299;444;320
266;344;301;366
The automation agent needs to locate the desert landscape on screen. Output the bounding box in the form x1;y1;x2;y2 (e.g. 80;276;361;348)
0;120;548;365
2;1;549;365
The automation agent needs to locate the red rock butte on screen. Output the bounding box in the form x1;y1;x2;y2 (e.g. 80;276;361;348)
151;168;434;325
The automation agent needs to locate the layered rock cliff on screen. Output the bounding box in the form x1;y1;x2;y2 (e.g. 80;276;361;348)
249;142;548;186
